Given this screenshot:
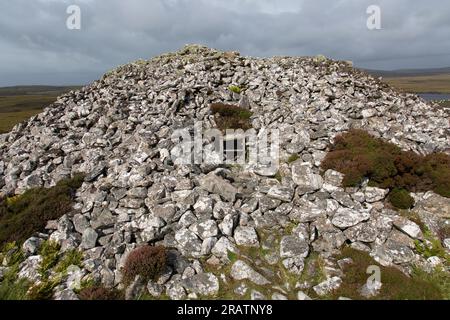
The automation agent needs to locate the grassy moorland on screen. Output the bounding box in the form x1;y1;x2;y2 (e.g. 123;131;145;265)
383;73;450;94
0;86;79;134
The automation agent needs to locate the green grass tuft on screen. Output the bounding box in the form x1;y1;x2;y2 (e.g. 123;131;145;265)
274;171;283;182
0;277;30;300
38;241;61;278
229;85;242;94
0;243;31;300
54;249;83;274
27;278;60;300
414;231;450;263
287;154;300;164
331;247;445;300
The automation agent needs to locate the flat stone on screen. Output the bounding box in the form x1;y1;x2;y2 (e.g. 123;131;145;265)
211;237;238;261
189;220;219;240
392;216;423;240
331;208;370;229
231;260;270;285
313;277;342;296
90;208;115;230
81;228;98;250
280;236;309;259
297;291;312;300
364;187;388;203
171;190;197;206
72;214;90;234
376;238;415;264
415;193;450;219
343;221;378;243
267;185;294;202
151;203;177;223
182;273;219;296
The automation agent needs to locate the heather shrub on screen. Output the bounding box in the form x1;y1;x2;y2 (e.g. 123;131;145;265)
388;188;414;209
210;103;253;131
78;286;122;300
321;129;450;206
0;175;84;246
122;245;167;284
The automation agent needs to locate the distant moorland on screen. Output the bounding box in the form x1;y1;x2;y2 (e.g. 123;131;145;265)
383;74;450;94
0;86;79;133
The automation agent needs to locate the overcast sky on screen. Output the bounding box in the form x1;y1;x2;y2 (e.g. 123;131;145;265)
1;0;450;86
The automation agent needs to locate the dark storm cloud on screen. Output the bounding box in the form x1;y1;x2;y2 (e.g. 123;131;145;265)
1;0;450;85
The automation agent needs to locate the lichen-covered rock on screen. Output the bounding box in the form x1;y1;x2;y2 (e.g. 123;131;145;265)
392;216;423;240
331;208;371;229
364;187;389;203
18;255;42;282
174;229;203;257
230;260;270;285
81;228;98;250
313;277;342;296
267;185;294;202
292;163;323;194
182;273;219;296
233;226;259;247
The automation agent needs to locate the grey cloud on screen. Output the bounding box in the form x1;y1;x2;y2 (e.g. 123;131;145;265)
1;0;450;86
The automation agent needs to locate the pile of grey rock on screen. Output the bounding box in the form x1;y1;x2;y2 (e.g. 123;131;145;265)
0;45;448;300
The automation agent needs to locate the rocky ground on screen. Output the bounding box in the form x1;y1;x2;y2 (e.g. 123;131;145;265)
0;45;449;300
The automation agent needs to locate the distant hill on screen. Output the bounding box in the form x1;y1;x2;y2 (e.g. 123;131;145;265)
0;85;80;96
363;67;450;78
